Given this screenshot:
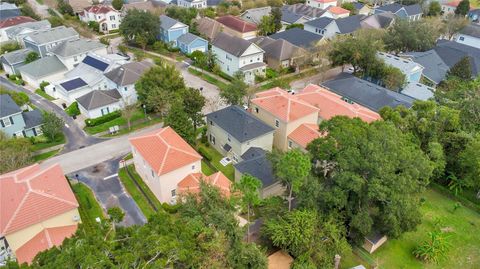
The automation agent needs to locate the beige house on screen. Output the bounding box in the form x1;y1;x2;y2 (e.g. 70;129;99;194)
0;164;80;265
252;36;306;70
216;15;257;40
129;127;202;204
206;105;274;163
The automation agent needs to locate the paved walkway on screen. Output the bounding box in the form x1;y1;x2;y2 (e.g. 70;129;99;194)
27;0;51;18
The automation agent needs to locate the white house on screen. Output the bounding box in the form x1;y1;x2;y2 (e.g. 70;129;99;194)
306;0;337;9
177;0;207;8
49;38;107;70
211;32;266;84
79;4;121;33
454;24;480;49
0;16;35;43
76;89;123;118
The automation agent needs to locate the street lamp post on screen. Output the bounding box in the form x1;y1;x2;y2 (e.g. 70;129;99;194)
142;104;147;120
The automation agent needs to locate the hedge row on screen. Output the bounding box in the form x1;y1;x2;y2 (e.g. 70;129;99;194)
85;111;121;127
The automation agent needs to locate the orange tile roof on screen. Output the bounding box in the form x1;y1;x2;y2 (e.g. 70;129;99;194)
297;84;381;122
0;16;35;29
217;15;257;33
178;172;231;197
129;127;202;176
15;224;78;264
251;89;319;122
0;164;79;235
288;123;325;149
327;6;350;14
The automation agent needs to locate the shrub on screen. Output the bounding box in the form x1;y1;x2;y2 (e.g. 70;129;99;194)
85;111;122;127
65;102;80;117
99;37;110;46
88;21;100;32
198;147;212;161
161;202;180;213
8;74;17;81
39;81;50;91
216;71;233;81
266;68;279;79
0;42;21;54
0;88;29;106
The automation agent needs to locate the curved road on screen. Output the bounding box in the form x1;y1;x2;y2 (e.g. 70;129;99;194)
0;77;103;152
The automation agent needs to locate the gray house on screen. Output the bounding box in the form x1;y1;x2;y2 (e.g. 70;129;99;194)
23;26;79;58
206;105;274;163
0;94;43;138
0;2;20;20
0;48;33;75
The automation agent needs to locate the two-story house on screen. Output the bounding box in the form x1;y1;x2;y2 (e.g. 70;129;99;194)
374;3;422;21
205;105;275;163
158;15;189;47
0;94;44;138
49;38;107;70
211;32;266;84
79;4;121;33
177;0;207;8
0;164;80;265
306;0;337;10
129;127;203;204
23;26;79;58
377;52;424;83
216;15;257;40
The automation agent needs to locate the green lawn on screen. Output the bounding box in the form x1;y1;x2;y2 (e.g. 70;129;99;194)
197;143;235;180
201;160;217;176
84;110;147;135
101;117;162;137
118;165;161;219
31;134;65;151
365;188;480;269
188;68;229;90
72;182;104;231
35;89;55;100
33;149;60;162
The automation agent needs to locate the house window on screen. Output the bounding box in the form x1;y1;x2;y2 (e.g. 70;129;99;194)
255;107;259;113
171;189;176;197
210;134;216;145
227;134;231;142
124;87;128;92
210;120;214;126
112;24;116;29
110;15;115;20
151;169;155;177
73;56;78;62
288;140;293;148
191;164;195;170
275;119;279;128
459;36;465;41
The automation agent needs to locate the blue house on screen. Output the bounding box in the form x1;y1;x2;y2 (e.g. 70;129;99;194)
158;15;189;47
374;3;423;21
0;94;43;138
177;33;208;54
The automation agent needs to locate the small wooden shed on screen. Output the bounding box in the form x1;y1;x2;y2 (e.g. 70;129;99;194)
363;233;388;253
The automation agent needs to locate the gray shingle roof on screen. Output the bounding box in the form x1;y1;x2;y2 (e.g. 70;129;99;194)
336;15;366;34
0;48;33;65
206;105;274;143
104;61;153;86
76;89;121;110
23;109;43;129
160;15;186;30
404;4;423;16
401;82;434;101
212;32;256;57
49;38;105;57
177;32;204;45
269;28;323;49
25;26;78;45
241;6;271;24
376;3;403;13
376;3;422;16
360;12;395;29
460;24;480;38
304;17;334;29
253;37;302;61
321;74;414;112
5;20;51;38
234;147;276;188
18;56;67;79
0;94;22;118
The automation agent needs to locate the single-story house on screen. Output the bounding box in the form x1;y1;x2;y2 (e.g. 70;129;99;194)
177;32;208;54
252;36;306;70
269;27;325;50
217;15;257;40
0;48;33;75
76;89;123;118
363;233;387;253
18;56;68;88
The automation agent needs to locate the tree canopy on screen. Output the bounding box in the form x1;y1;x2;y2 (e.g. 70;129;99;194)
455;0;470;15
446;56;472;80
0;131;32;174
383;19;440;53
41;111;64;142
220;73;248;105
120;10;159;46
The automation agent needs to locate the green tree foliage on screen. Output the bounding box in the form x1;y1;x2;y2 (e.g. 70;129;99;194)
87;21;100;32
164;102;195;145
165;6;198;26
107;207;125;223
25;52;39;64
271;7;283;32
57;0;74;16
304;117;433;243
0;41;21;54
381;65;407;90
271;149;311;211
447;56;472;80
0;88;29;106
458;135;480;195
413;230;451;263
455;0;470;15
120;10;159;46
258;15;276;36
47;16;64;27
220;72;248;105
428;1;441;16
341;2;355;14
182;88;205;132
236;174;262;242
111;0;123;10
441;15;469;39
285;23;304;30
135;64;185;114
20;3;40;20
383;19;440;53
41;111;64;142
0;132;32;174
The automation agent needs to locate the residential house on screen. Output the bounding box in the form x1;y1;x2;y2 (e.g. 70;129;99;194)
468;9;480;22
158;15;189;47
252;36;306;69
211;32;266;84
360;12;395;29
49;38;107;70
0;16;35;42
18;56;68;88
377;51;424;83
0;163;80;264
287;123;323;151
0;94;44;138
0;48;33;75
129;127;203;204
353;2;372;16
374;3;422;21
178;172;231;197
23;26;79;58
205;105;275;163
121;0;166;16
177;0;207;8
217;15;257;39
176;32;208;54
454;24;480;49
306;0;337;10
401;40;480;85
321;74;414;112
0;2;20;20
325;6;351;19
67;0;105;13
4;20;51;45
281;4;326;28
105;61;154;104
269;28;325;49
306;15;369;38
195;17;223;40
234;147;285;198
240;6;272;25
440;0;468;16
400;82;434;101
76;89;123;118
79;5;121;33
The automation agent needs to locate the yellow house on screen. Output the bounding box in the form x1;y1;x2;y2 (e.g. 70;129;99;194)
0;164;81;265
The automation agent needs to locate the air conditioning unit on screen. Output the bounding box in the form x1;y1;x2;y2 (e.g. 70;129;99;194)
72;215;81;222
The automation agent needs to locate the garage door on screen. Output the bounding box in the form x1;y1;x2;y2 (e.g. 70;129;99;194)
191;46;206;53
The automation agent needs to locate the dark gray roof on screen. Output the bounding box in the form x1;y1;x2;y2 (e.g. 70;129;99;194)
281;4;326;22
354;2;365;10
206;105;274;143
401;50;448;84
159;15;186;30
404;4;422;16
360;12;395;29
304;17;334;29
76;89;121;110
234;147;276;188
212;32;256;57
460;24;480;38
18;56;68;79
23;109;43;129
376;3;422;16
253;37;302;61
50;38;105;57
0;94;22;118
321;74;414;112
269;28;323;49
0;48;32;65
376;3;403;13
177;32;204;45
104;61;153;86
336;15;366;34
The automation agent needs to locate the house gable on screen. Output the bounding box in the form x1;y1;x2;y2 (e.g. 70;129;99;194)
241;43;264;57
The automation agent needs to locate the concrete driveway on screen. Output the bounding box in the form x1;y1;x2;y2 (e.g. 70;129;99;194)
68;157;147;226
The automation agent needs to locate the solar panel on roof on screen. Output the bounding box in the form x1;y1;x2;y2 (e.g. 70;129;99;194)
60;78;87;91
82;56;109;71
